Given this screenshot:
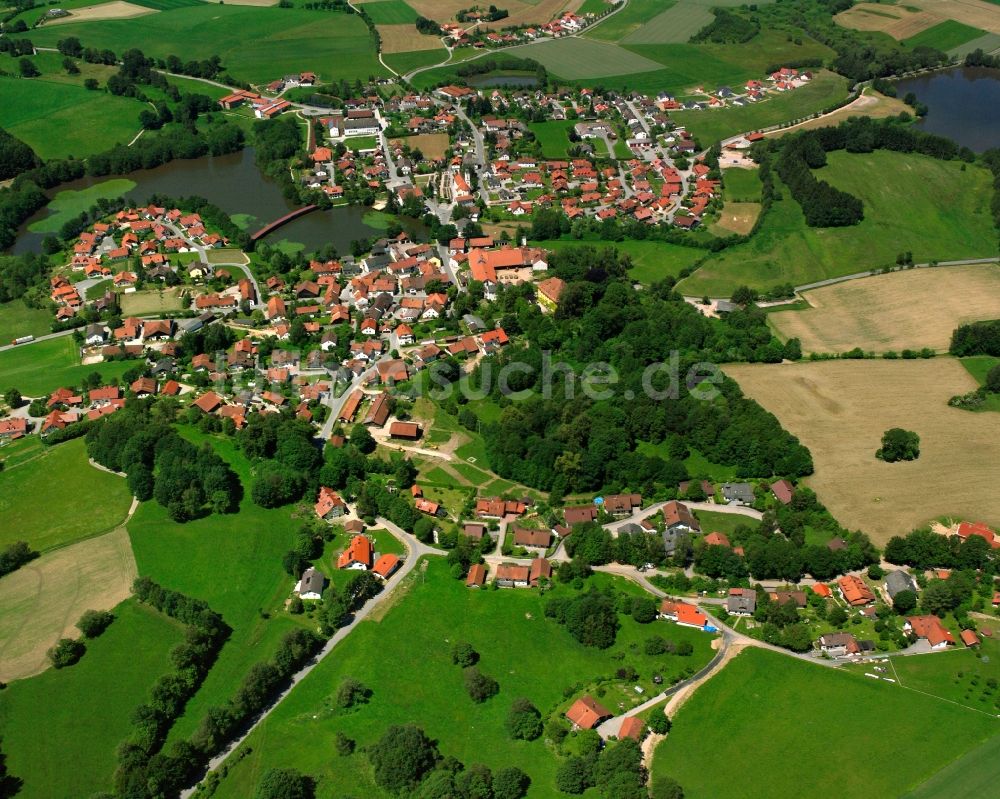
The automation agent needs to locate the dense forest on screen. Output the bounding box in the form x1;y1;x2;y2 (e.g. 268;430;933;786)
691;8;759;44
435;246;811;496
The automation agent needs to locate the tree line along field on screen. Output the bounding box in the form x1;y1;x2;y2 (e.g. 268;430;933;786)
28;5;387;85
209;558;717;798
678;149;996;297
652;648;999;799
723;358;1000;544
767;265;1000;355
535;237;707;284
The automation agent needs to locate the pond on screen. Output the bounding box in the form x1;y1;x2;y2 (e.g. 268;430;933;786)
895;66;1000;152
466;72;540;89
13;148;425;256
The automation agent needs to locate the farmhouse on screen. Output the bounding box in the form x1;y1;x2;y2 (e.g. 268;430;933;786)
837;575;875;606
770;590;807;608
338;535;373;570
566;695;611;730
372;554;401;581
513;526;552;550
564;505;598;526
771;479;795;505
494;563;530;588
529;556;551;586
904;615;955;649
0;417;29;440
295;566;326;600
883;570;918;600
476;497;526;519
659;599;711;630
315;486;347;520
466;563;488;588
389;421;422;440
619;716;646;741
601;493;642;516
721;482;755;505
818;632;860;657
727;588;756;616
663;500;700;533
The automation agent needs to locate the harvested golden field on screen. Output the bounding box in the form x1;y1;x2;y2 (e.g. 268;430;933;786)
766;90;910;138
0;526;137;682
390;132;450;159
909;0;1000;34
769;265;1000;354
724;359;1000;544
712;202;760;236
45;0;156;24
834;3;940;39
377;23;447;53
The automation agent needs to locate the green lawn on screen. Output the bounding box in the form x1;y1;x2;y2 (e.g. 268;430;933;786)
903;20;986;53
131;429;311;747
0;437;133;552
362;0;418;24
539;238;706;285
0;75;144;159
669;69;850;145
0;335;135;396
903;733;1000;799
347;135;379;151
527;119;578;158
0;600;185;799
383;47;447;75
679;150;997;295
653;648;999;799
210;559;717;798
694;509;758;537
0;301;52;345
29;6;387;85
28;179;138;235
721;167;761;202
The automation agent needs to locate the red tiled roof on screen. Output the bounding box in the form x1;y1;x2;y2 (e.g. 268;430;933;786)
566;696;611;729
337;535;372;569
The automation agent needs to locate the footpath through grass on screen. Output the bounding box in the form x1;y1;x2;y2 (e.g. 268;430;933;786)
0;437;133;552
679;150;996;295
0;600;185;799
211;559;717;797
653;648;999;799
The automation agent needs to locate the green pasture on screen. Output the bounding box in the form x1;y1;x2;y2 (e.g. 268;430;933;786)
0;335;135;396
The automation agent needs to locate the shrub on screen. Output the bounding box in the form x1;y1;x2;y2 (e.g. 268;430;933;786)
48;638;85;669
451;640;479;667
505;697;542;740
76;609;115;639
464;666;500;703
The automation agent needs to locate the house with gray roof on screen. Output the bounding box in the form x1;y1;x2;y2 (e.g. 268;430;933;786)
884;570;918;600
721;482;755;505
295;566;326;600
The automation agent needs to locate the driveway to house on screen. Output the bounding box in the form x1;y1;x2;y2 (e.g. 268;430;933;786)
603;500;762;534
181;518;445;797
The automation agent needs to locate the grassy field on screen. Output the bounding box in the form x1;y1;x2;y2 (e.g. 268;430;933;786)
0;525;137;682
121;287;186;315
0;437;133;552
0;335;135;396
504;36;666;78
764;88;910;137
587;0;677;42
377;23;446;54
29;6;386;84
363;0;418;23
620;1;712;44
768;265;1000;355
0;301;52;345
653;648;999;799
695;509;758;537
209;558;717;798
904;733;1000;798
527;119;579;158
960;355;1000;411
130;429;312;746
906;0;1000;36
724;358;1000;543
0;75;144;159
670;70;850;144
949;30;1000;58
903;19;986;50
28;179;138;235
383;47;446;74
721;167;761;202
711;201;760;235
538;237;707;284
389;132;449;159
0;600;184;799
679;150;996;296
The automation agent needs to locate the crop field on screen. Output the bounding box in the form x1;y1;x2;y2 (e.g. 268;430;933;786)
669;70;850;145
904;733;1000;799
768;265;1000;355
621;1;713;44
834;2;940;39
679;150;995;296
362;0;419;23
586;0;678;41
0;301;52;345
0;335;135;396
28;179;138;236
377;23;446;53
653;648;998;799
0;526;137;683
504;36;666;78
764;88;910;137
724;358;1000;543
0;601;184;799
0;437;133;552
121;287;186;315
45;0;156;25
383;47;447;74
908;0;1000;35
208;558;717;798
0;76;143;160
389;132;450;159
538;237;707;284
29;6;386;84
903;19;986;50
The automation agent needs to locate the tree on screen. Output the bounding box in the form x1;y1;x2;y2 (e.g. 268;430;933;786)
505;697;542;740
335;677;371;709
47;638;85;669
464;666;499;702
350;423;376;454
84;78;99;90
368;725;438;793
451;640;478;667
651;776;685;799
555;756;594;794
892;588;917;615
334;731;355;756
18;58;40;78
3;388;21;409
876;428;920;462
631;596;657;624
76;609;114;639
252;768;314;799
921;579;959;616
985;364;1000;393
827;606;848;627
648;712;671;735
492;766;530;799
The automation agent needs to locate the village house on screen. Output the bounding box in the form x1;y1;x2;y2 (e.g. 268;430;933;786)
566;695;611;730
466;563;488;588
494;562;530;588
295;566;327;600
837;575;875;606
904;615;955;649
338;535;373;570
315;486;347;520
727;588;756;616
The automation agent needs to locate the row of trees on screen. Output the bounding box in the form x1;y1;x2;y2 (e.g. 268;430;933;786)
773;134;863;227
